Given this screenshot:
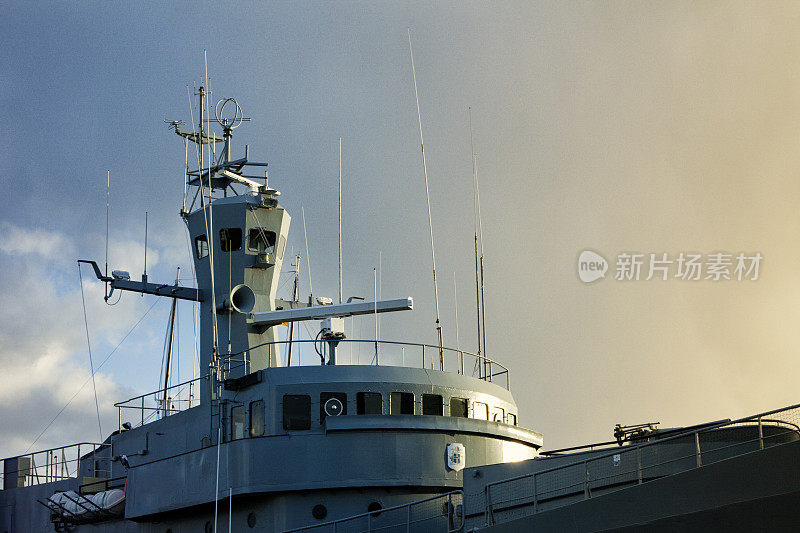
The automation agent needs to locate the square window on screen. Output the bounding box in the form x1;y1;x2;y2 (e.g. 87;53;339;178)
492;407;505;423
357;392;382;415
450;398;468;418
195;235;208;259
473;402;489;421
390;392;414;415
231;405;245;440
220;228;242;252
422;394;443;416
250;400;265;437
283;394;311;430
248;228;276;254
320;392;347;423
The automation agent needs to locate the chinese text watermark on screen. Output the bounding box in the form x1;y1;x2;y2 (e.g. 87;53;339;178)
578;251;762;283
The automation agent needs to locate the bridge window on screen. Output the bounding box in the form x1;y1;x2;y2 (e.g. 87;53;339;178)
283;394;311;430
320;392;347;422
507;413;517;426
195;235;208;259
473;402;489;420
450;398;468;418
231;405;245;440
422;394;443;416
493;407;505;423
248;228;276;254
220;228;242;252
357;392;382;414
390;392;414;415
250;400;265;437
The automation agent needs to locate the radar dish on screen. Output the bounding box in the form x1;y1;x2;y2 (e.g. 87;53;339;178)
215;97;243;131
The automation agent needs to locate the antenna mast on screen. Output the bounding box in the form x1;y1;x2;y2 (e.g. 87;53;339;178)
408;29;444;369
162;267;180;417
338;137;343;304
469;108;488;374
105;170;110;301
469;109;481;364
302;207;313;301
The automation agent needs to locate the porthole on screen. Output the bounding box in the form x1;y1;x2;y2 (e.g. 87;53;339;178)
312;504;327;520
247;512;257;528
204;521;212;533
367;501;383;516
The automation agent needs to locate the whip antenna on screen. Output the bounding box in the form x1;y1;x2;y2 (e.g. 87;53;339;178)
302;207;313;300
105;170;110;301
408;28;444;369
338;137;343;304
469;108;488;375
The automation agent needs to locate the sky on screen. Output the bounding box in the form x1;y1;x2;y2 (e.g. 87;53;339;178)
2;2;800;459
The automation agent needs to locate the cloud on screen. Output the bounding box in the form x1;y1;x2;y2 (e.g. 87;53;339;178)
0;221;76;260
0;222;168;459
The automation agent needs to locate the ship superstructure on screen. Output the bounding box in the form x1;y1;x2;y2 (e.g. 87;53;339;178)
0;89;542;532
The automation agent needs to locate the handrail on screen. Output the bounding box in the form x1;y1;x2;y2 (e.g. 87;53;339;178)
284;490;463;532
483;401;800;525
2;442;107;489
114;375;209;408
114;375;208;429
220;338;511;390
1;442;105;463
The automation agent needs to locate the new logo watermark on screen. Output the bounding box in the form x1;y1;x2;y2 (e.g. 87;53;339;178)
577;250;762;283
578;250;609;283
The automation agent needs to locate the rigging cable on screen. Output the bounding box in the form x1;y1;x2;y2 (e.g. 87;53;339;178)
25;297;163;453
78;263;103;442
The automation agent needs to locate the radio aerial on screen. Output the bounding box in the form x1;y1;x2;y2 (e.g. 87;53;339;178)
215;97;243;133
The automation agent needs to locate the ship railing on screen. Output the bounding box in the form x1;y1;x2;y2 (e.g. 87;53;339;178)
221;339;510;390
482;402;800;526
114;375;208;430
283;490;464;533
1;442;107;490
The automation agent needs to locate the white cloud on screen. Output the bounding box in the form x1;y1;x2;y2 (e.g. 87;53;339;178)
0;222;177;459
0;221;75;260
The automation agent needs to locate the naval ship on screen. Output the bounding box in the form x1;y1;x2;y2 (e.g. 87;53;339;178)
2;88;800;533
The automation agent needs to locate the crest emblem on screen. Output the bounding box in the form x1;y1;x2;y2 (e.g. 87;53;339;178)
446;443;465;471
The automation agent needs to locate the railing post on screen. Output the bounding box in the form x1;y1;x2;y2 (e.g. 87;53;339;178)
422;345;425;368
407;500;411;533
637;447;642;484
758;416;764;450
695;432;702;468
485;485;494;525
367;510;371;532
584;461;590;498
141;396;144;426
